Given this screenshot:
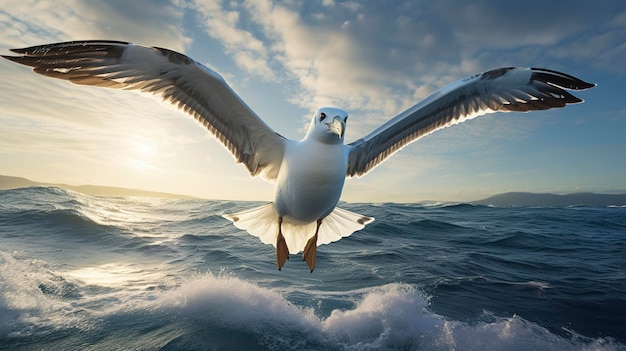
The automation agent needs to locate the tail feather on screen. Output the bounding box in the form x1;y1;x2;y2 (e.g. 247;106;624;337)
222;203;374;254
317;207;374;246
222;203;278;246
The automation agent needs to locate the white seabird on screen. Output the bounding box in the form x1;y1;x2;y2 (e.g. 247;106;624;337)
2;41;595;272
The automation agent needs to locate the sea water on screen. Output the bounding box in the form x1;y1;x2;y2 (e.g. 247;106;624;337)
0;186;624;350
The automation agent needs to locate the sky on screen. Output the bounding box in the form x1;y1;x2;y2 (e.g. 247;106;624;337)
0;0;625;203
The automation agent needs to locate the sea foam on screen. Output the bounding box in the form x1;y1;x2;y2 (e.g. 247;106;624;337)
139;275;622;351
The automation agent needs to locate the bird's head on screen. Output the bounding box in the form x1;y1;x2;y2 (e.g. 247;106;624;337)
305;107;348;144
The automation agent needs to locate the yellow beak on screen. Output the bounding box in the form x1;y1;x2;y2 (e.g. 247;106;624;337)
325;117;344;138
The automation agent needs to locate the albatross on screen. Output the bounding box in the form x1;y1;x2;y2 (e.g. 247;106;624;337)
2;40;595;272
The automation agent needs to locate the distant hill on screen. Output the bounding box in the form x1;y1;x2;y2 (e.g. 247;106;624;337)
472;192;626;207
0;175;198;200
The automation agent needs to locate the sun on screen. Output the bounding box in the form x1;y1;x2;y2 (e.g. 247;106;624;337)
137;142;155;158
126;140;159;171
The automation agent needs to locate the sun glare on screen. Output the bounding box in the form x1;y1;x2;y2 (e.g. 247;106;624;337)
125;140;159;171
137;142;155;158
65;263;165;288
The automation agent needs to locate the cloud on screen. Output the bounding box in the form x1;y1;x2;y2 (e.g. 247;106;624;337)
548;24;626;72
2;0;614;128
190;0;416;126
186;0;618;137
435;1;585;48
193;0;275;79
0;0;190;51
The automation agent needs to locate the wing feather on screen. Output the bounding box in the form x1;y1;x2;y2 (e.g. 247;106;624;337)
2;40;286;180
346;67;594;177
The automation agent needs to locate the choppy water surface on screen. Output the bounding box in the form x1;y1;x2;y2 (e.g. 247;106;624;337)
1;187;624;350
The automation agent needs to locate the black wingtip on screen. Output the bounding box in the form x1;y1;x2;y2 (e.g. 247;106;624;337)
8;45;46;55
5;40;132;58
10;48;27;54
1;54;22;63
531;67;596;90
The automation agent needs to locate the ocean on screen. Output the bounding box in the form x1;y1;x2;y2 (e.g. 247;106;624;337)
0;186;624;350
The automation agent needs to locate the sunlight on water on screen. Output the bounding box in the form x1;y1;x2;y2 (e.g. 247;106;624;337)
75;194;186;238
64;263;166;289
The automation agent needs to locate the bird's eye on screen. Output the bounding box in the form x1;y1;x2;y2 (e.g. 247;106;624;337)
320;112;327;122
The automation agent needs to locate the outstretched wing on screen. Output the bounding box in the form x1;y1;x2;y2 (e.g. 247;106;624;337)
2;40;286;181
346;67;595;178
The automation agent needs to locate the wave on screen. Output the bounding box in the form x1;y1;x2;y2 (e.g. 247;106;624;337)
146;276;624;351
408;218;468;231
0;205;138;251
1;258;622;351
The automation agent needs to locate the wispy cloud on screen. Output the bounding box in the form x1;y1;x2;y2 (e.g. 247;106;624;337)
0;0;190;50
193;0;275;79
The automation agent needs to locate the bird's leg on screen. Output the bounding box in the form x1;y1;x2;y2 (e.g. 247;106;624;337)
276;217;289;271
303;219;322;273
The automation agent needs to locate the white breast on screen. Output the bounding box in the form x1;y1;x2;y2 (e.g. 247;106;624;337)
273;140;348;223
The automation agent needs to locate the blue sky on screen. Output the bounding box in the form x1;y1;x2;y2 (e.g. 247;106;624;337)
0;0;624;202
